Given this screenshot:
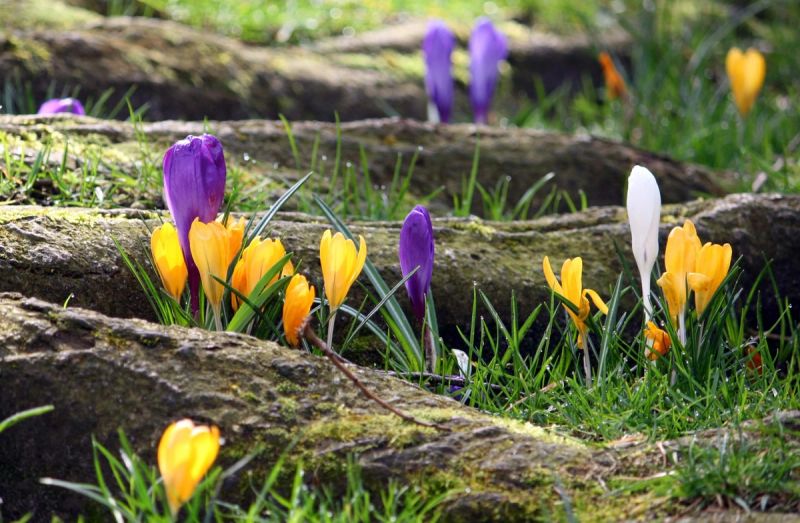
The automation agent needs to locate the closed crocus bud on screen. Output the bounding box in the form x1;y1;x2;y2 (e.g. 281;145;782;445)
150;222;188;302
726;47;766;117
598;52;627;100
37;98;85;116
283;274;315;347
188;219;231;324
320;230;367;311
469;18;508;124
644;321;671;361
399;205;434;322
158;419;220;515
231;236;294;311
163;134;227;314
626;166;661;321
422;20;456;124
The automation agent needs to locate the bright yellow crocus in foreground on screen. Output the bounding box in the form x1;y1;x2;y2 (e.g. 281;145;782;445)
320;230;367;310
231;237;294;310
542;256;608;349
158;419;220;515
657;220;701;323
644;321;671;361
189;219;231;318
725;47;766;117
150;222;188;302
283;274;316;347
687;242;732;314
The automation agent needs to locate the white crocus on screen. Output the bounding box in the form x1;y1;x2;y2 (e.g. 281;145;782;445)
626;166;661;321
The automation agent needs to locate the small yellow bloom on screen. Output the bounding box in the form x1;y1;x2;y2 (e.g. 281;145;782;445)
231;237;294;310
658;220;702;322
282;274;315;347
157;419;220;515
598;51;627;100
189;219;231;313
644;321;671;361
542;256;608;349
687;242;732;314
150;222;188;302
219;216;246;266
320;230;367;310
725;47;766;117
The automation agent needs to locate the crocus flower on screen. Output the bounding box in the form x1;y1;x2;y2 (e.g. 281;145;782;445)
163;135;227;314
320;230;367;311
422;21;456;124
37;97;85;115
626;166;660;321
150;222;188;302
469;18;508;124
644;321;671;361
598;52;627;100
283;274;315;347
188;219;231;324
745;346;763;375
657;220;701;319
687;242;732;315
231;236;294;310
542;256;608;349
399;205;434;322
220;216;246;267
158;419;220;515
725;47;766;117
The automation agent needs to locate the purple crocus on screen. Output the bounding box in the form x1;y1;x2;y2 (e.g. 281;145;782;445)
163;134;227;313
399;205;434;322
37;98;85;116
422;20;456;124
469;19;508;124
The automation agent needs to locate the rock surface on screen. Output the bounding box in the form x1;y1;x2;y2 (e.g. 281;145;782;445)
1;293;796;520
0;194;797;346
0;115;731;211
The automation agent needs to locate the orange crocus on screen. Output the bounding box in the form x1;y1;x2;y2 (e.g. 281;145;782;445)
599;52;627;100
282;274;316;347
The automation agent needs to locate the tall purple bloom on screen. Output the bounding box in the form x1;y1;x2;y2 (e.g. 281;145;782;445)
37;98;85;116
163;134;227;313
399;205;434;322
469;19;508;124
422;20;456;124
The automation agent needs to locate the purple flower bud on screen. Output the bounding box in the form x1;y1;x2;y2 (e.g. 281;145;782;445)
163;134;227;313
399;205;434;322
422;21;456;124
37;98;85;116
469;19;508;124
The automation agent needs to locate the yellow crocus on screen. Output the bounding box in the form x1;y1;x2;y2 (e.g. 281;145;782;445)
189;219;231;317
150;222;188;302
231;237;294;310
157;419;220;515
687;242;732;315
219;216;246;266
320;230;367;310
542;256;608;349
725;47;766;117
282;274;315;347
644;321;671;361
658;220;702;322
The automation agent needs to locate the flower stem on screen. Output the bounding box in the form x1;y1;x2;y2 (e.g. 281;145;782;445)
327;310;337;352
212;305;223;331
582;341;593;389
303;324;449;431
424;324;437;374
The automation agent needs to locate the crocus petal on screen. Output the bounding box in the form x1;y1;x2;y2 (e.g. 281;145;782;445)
598;52;627;100
399;205;435;322
150;222;188;302
37;98;86;115
163;135;227;314
644;321;671;360
422;21;456;124
158;419;220;515
687;242;732;314
584;289;609;315
469;18;508;124
626;165;661;318
726;47;766;117
542;256;562;295
188;219;231;311
282;274;315;347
